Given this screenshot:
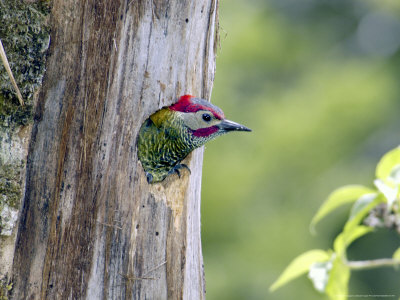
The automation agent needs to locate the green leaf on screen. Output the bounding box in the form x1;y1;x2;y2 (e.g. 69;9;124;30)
389;165;400;184
325;256;350;300
376;146;400;180
344;193;383;235
374;179;398;209
270;249;331;292
333;225;373;256
393;247;400;262
310;185;375;231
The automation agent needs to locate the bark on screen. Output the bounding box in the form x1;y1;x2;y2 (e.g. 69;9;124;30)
10;0;218;299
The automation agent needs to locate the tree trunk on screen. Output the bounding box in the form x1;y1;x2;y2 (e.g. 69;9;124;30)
10;0;218;298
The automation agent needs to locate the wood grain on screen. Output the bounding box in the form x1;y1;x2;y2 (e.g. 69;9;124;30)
11;0;218;299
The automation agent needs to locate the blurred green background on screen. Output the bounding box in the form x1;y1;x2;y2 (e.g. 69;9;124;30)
201;0;400;299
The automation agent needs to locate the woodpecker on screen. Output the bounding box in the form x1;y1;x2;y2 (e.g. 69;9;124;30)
137;95;251;183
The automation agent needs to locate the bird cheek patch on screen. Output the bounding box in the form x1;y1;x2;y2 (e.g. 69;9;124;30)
192;126;219;137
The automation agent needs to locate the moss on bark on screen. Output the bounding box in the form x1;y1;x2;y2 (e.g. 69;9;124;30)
0;0;50;128
0;0;50;235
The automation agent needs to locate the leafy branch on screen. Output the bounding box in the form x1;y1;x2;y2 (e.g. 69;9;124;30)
270;146;400;300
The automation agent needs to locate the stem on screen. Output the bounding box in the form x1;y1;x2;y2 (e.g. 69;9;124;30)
345;258;400;270
0;39;25;106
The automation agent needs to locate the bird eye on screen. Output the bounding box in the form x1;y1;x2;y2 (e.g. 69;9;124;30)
202;113;212;122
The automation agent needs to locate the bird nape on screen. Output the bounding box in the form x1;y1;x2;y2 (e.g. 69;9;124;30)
137;95;251;183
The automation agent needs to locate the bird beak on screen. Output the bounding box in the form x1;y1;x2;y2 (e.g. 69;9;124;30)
219;119;252;132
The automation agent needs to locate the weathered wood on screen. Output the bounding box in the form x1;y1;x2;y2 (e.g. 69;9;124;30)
11;0;218;299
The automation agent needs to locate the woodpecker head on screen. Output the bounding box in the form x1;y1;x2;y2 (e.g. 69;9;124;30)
137;95;251;183
169;95;251;146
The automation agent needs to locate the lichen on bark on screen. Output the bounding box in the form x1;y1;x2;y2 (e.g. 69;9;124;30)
0;1;51;287
0;277;12;300
0;162;22;209
0;161;22;235
0;1;50;235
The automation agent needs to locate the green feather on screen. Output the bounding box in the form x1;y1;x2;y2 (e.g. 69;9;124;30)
137;109;194;183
